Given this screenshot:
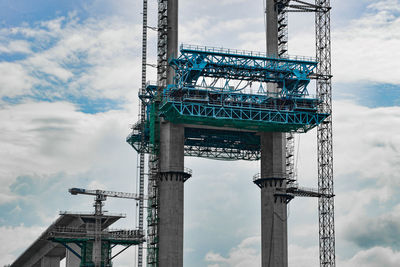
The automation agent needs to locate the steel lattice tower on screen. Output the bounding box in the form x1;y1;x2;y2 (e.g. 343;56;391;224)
276;1;335;266
315;0;335;265
137;1;148;266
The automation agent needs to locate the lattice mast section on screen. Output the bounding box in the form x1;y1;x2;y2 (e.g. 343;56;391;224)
146;1;168;266
275;0;297;184
137;1;148;266
315;0;335;266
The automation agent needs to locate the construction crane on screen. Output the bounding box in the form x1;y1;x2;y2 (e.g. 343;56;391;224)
69;187;141;200
69;188;142;267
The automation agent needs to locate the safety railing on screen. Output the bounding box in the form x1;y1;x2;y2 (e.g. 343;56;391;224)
165;85;318;99
184;167;193;176
59;211;127;217
180;44;316;62
253;172;288;182
49;227;145;240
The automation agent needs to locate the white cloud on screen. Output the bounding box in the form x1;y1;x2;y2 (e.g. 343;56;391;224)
1;15;144;101
333;101;400;185
205;236;261;267
0;40;32;54
0;225;45;265
0;62;36;97
288;244;319;267
339;246;400;267
0;100;137;204
333;1;400;84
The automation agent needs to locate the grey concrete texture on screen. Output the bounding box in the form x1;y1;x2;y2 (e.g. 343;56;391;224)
259;1;289;267
261;184;288;267
166;0;178;85
66;243;80;267
260;132;286;178
40;256;61;267
158;120;185;267
158;1;185;264
160;121;184;172
158;173;185;267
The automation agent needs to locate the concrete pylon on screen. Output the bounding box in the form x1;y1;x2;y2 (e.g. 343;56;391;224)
66;243;80;267
158;0;186;266
256;1;289;267
40;256;60;267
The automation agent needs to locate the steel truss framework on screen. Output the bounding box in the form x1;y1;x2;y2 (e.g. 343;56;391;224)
128;44;328;159
49;229;144;267
127;124;262;161
137;0;147;266
276;0;336;266
144;0;169;266
315;0;335;265
171;44;317;97
160;100;327;132
161;45;327;134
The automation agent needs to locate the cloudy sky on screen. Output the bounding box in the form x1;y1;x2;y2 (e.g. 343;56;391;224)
1;0;400;266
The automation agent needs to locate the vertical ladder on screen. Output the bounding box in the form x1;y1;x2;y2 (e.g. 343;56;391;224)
147;1;169;266
315;0;335;266
277;1;289;57
274;1;335;265
138;1;148;266
275;0;297;185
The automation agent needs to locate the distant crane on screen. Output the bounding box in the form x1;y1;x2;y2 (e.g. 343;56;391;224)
69;188;142;267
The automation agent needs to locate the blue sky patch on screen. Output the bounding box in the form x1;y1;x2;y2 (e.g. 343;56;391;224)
335;82;400;108
0;0;89;27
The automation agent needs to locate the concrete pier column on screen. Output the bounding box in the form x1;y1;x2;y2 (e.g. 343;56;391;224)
259;132;288;267
157;0;185;266
159;121;185;267
66;243;80;267
256;1;289;266
40;256;60;267
166;0;179;83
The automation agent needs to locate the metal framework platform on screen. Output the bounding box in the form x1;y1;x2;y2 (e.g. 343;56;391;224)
129;45;328;161
160;88;328;132
127;124;262;160
171;44;316;97
49;227;144;267
162;45;327;132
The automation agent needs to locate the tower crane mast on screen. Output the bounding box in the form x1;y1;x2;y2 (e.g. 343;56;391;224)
69;187;141;267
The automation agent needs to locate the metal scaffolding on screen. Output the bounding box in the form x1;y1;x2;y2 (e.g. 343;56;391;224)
276;0;335;266
138;0;148;266
315;0;335;266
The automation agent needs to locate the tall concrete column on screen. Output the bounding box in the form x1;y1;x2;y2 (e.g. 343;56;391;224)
159;122;185;267
257;1;289;267
66;243;80;267
158;1;186;266
40;256;60;267
259;132;288;267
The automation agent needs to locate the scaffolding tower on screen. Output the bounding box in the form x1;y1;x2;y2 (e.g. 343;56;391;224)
275;0;335;266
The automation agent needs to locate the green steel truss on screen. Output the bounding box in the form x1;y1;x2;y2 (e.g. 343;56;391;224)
170;44;317;97
128;44;329;161
127;125;262;161
160;87;328;133
50;236;143;267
